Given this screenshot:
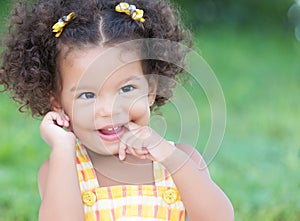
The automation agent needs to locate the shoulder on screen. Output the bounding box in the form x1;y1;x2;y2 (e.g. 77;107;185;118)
175;143;211;178
38;159;50;199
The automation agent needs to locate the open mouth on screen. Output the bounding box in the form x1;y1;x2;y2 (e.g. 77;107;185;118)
97;126;125;142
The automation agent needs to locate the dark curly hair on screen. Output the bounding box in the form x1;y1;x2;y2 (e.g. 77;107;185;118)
0;0;192;116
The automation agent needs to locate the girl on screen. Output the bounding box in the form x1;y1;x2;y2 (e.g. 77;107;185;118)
0;0;234;220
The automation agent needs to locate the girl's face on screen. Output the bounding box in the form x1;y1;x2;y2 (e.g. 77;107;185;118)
54;45;156;155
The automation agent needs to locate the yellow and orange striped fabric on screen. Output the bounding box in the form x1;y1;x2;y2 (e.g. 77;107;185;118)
76;143;186;221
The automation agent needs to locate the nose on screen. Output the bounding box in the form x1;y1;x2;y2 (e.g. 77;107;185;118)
94;95;119;118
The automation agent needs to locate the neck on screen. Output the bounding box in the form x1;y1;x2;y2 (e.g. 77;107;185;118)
87;149;152;164
87;149;155;185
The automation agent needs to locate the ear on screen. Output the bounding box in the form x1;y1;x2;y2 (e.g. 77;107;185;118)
148;78;157;107
50;92;62;112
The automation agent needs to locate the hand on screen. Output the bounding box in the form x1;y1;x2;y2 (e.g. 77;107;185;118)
40;111;76;149
118;122;176;161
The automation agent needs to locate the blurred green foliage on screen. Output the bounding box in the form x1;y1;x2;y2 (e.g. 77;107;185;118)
173;0;294;29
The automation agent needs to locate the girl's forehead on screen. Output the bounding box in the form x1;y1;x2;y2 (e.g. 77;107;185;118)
60;41;140;57
60;44;141;69
58;44;144;89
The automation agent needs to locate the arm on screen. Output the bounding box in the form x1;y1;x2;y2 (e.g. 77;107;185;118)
162;144;234;221
38;112;84;221
119;122;234;221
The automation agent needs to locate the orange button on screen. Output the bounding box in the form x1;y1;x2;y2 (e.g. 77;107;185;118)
82;191;96;206
162;188;178;204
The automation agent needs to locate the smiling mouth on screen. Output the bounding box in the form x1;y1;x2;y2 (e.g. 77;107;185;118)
98;126;125;141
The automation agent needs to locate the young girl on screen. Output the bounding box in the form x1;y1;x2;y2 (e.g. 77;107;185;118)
0;0;233;220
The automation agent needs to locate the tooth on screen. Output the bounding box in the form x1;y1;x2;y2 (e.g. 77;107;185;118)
104;127;119;131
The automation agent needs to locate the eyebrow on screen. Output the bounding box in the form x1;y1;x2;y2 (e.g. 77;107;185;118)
119;75;144;85
70;86;79;92
69;75;144;92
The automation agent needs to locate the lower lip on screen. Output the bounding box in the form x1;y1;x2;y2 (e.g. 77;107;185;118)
97;126;125;142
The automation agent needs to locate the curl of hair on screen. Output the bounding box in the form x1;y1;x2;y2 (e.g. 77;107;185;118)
0;0;192;116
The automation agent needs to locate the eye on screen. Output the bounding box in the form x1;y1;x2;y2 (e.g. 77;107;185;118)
119;85;135;94
78;92;96;99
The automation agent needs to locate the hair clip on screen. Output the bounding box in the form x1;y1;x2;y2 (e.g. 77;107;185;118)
115;2;145;23
52;12;76;38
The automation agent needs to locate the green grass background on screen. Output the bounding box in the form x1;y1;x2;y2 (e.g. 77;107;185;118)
1;1;300;221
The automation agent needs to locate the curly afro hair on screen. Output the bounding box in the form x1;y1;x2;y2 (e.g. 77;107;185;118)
0;0;192;116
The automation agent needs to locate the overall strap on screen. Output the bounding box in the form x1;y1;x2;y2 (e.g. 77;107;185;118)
76;143;100;191
153;162;177;188
153;141;177;187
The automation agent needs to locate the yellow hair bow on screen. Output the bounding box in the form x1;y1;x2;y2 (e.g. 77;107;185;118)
52;12;76;38
115;2;145;23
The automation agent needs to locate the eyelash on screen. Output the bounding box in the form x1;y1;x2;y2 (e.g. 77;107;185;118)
78;92;96;99
119;85;135;94
77;85;136;99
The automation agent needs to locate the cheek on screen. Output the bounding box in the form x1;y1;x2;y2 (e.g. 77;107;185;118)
67;102;95;131
128;98;151;125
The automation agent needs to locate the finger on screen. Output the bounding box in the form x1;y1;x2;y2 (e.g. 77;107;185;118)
119;140;127;161
56;114;67;127
46;111;69;129
127;139;149;156
64;113;70;121
126;131;149;153
45;112;64;127
61;114;70;128
125;121;140;132
51;110;70;129
126;149;131;154
62;111;71;128
127;146;147;159
132;147;147;156
142;147;150;155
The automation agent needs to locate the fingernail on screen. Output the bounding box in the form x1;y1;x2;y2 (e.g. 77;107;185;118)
119;154;125;161
57;119;63;125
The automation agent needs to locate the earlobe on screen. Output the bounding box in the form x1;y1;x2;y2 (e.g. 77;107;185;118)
148;84;157;107
50;92;62;112
148;96;155;107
